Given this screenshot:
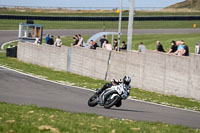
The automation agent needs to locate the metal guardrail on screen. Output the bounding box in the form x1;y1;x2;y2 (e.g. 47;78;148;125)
1;15;200;21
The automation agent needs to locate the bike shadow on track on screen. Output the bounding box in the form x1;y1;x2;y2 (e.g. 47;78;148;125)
95;106;151;113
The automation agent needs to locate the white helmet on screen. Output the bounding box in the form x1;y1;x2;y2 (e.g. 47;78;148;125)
123;76;131;85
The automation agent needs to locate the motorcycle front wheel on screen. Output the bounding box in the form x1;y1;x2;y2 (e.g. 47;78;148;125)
88;94;98;107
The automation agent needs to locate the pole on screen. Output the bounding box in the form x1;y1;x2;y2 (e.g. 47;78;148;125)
127;0;135;51
117;0;123;51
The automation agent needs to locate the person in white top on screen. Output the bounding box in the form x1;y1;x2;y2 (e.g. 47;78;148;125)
102;40;112;51
54;36;62;47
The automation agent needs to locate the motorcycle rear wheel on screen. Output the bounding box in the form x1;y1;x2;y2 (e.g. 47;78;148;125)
104;95;120;109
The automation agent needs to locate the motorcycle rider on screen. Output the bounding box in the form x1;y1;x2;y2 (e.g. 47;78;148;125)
96;76;131;99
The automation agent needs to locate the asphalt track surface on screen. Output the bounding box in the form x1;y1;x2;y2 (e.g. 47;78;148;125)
1;28;200;47
0;66;200;129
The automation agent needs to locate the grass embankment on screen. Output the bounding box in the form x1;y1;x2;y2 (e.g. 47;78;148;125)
1;102;199;133
0;52;200;112
1;7;200;16
0;19;200;30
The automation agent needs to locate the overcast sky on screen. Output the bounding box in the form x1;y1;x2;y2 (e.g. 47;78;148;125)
0;0;185;9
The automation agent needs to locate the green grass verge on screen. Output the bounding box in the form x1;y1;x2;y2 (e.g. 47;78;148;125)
0;52;200;112
1;102;199;133
0;19;200;30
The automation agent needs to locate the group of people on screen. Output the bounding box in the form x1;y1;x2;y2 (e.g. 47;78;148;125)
71;34;84;47
100;35;127;51
45;33;198;57
138;40;190;56
45;34;62;47
70;34;127;51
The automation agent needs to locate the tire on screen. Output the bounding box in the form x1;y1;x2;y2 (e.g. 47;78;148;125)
115;100;122;107
104;94;120;109
88;94;98;107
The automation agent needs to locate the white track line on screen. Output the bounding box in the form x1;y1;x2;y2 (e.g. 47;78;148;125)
0;65;200;114
1;40;18;50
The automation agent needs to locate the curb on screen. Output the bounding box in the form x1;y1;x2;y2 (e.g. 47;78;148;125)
1;40;18;50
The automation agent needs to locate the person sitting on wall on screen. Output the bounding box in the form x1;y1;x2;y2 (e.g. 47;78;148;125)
102;40;112;51
181;40;189;56
167;40;177;54
198;42;200;54
76;34;85;47
174;41;184;56
113;39;118;51
120;41;127;51
138;42;146;52
54;36;62;47
155;41;165;52
45;34;50;44
90;40;99;50
47;35;54;45
71;35;79;46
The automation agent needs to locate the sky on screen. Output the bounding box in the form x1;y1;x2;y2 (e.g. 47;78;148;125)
0;0;185;9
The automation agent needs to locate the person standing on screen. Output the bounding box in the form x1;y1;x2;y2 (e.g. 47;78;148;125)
54;36;62;47
155;41;165;52
99;35;107;48
138;42;146;52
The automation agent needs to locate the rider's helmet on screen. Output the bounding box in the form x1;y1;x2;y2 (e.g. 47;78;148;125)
123;76;131;85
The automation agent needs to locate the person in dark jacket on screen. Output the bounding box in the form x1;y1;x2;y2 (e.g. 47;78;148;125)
155;41;165;52
47;35;54;45
167;40;177;54
182;40;189;56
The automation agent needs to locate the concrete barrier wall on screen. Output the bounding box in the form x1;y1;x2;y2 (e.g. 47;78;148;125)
17;42;200;100
18;42;68;71
70;47;110;79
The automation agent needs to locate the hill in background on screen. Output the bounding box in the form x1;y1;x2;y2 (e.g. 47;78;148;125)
167;0;200;10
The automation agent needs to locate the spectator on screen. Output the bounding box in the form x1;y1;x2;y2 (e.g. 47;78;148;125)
138;42;146;52
113;39;118;51
99;35;107;48
182;40;189;56
167;40;177;54
45;34;50;44
54;36;62;47
71;35;79;46
90;40;99;50
77;34;84;47
47;35;54;45
102;40;112;51
120;41;127;51
198;42;200;54
174;41;184;56
155;41;165;52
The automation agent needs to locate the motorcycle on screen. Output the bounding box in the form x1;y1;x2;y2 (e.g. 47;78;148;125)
88;83;129;109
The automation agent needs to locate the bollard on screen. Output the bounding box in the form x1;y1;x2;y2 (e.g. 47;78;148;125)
193;24;197;28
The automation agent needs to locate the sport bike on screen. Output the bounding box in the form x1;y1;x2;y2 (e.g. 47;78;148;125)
88;83;129;109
